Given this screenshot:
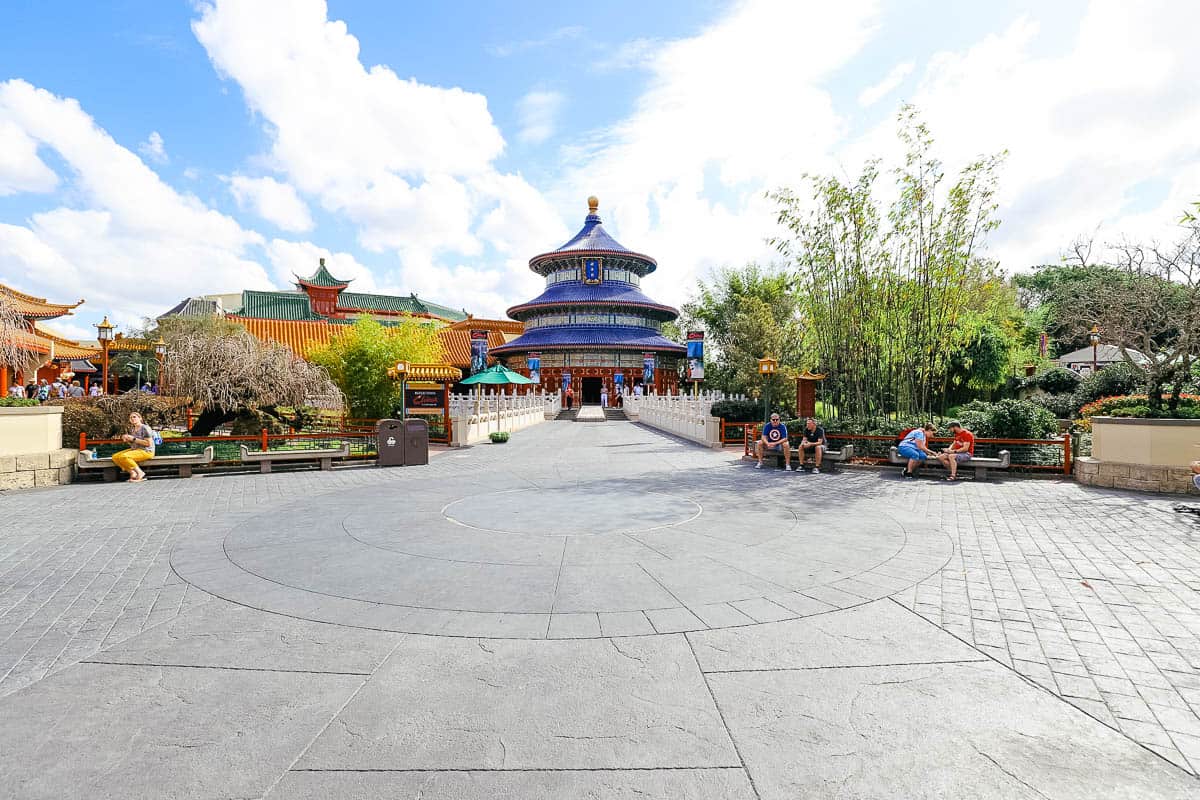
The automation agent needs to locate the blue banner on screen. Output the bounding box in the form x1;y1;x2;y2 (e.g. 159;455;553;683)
642;353;654;387
469;330;488;375
613;372;624;388
527;353;540;384
562;371;571;390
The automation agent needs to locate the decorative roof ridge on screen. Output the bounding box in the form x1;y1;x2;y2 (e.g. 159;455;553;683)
295;257;352;289
0;282;84;313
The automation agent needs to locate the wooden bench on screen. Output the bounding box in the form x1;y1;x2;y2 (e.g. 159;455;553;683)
768;443;855;473
77;446;215;481
238;443;350;473
888;446;1011;480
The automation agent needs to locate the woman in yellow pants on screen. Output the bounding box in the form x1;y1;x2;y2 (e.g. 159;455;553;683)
111;412;156;482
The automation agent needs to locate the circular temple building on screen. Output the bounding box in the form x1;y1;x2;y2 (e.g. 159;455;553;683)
492;197;685;403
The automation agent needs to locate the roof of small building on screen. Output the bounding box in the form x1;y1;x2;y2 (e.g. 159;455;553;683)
491;325;686;355
438;328;507;368
446;316;525;336
34;325;101;360
1055;344;1148;364
159;296;223;319
237;290;325;321
230;317;336;357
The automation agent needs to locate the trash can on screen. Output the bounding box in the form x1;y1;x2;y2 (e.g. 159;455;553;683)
376;419;405;466
402;418;429;466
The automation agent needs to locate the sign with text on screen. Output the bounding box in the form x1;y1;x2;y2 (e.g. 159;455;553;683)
405;389;443;410
583;257;602;284
469;330;488;375
686;331;705;381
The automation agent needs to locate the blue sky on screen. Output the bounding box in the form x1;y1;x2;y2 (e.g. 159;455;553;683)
1;1;1196;341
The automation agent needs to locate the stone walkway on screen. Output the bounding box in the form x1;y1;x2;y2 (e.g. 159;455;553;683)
0;421;1198;798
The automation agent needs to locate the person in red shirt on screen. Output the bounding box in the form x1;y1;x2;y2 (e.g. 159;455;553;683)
937;421;975;481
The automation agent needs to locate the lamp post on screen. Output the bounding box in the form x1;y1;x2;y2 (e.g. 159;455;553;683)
1088;325;1101;374
94;316;114;396
757;356;778;425
393;361;409;419
154;336;167;394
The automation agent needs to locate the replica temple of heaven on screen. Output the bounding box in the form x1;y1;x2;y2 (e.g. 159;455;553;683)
493;197;685;403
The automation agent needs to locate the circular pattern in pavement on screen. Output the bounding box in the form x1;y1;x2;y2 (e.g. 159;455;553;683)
173;476;953;639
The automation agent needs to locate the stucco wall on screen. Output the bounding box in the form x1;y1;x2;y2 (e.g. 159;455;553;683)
1092;417;1200;466
0;406;64;457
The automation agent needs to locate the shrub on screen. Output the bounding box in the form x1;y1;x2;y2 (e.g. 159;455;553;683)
0;397;38;407
956;399;1059;439
1025;367;1080;394
49;394;190;447
1073;362;1142;407
489;431;510;443
1030;392;1078;419
821;415;941;438
710;399;764;422
1079;393;1200;420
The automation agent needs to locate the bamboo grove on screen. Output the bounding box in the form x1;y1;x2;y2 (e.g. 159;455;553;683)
769;108;1032;419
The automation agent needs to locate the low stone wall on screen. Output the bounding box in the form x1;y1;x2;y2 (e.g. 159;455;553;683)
0;406;77;490
1075;417;1200;495
0;449;78;490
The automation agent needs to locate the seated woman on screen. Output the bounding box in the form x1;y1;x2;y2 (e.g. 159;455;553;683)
1192;460;1200;492
897;424;938;478
111;412;157;483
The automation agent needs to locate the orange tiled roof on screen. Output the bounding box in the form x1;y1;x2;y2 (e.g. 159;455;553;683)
230;317;336;358
446;316;525;336
35;325;101;360
3;327;52;355
106;334;153;352
0;283;84;320
437;328;507;369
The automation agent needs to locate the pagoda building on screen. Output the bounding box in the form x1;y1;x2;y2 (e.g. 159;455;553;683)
492;197;685;402
0;283;99;395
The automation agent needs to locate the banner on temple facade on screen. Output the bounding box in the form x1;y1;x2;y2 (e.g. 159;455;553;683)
527;353;540;383
686;331;704;381
562;371;571;391
613;372;624;391
469;330;488;375
642;353;655;386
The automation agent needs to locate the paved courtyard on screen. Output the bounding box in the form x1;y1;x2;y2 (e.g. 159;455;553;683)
1;421;1199;798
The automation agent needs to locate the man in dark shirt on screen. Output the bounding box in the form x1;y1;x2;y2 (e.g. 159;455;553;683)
755;414;791;470
798;417;827;473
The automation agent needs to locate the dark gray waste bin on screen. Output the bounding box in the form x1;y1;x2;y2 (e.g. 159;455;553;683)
402;418;429;466
376;419;405;466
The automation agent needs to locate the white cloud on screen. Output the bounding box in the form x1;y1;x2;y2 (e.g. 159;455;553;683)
0;79;271;326
0;119;59;195
191;0;567;316
857;61;914;107
561;0;881;309
138;130;168;163
516;90;564;145
487;25;583;58
228;174;314;232
263;239;377;291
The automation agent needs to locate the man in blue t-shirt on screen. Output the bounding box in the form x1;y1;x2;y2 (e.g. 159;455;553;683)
755;414;791;470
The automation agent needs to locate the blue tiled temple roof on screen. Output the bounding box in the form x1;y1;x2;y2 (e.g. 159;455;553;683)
529;198;657;275
508;281;679;320
491;325;686;355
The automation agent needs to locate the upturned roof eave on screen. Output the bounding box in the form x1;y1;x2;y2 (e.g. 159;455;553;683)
527;248;658;274
506;299;679;321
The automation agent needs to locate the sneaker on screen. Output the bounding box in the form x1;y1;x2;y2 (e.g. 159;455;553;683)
813;467;821;474
755;462;762;469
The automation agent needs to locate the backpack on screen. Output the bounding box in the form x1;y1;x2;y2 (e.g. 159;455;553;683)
37;385;49;401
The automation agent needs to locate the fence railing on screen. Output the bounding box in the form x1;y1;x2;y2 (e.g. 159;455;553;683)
740;425;1073;474
80;430;380;463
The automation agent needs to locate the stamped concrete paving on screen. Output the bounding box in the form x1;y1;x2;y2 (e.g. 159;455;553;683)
1;420;1199;798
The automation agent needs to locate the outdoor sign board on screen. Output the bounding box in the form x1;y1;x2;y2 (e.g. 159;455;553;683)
583;257;602;285
642;353;655;387
405;389;443;410
528;353;540;384
562;371;571;391
686;331;705;381
469;330;488;375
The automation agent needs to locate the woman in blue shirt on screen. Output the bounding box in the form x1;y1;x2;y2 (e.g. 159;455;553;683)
897;424;937;478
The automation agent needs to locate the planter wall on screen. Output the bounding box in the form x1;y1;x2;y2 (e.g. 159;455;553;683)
0;406;76;489
1075;417;1200;495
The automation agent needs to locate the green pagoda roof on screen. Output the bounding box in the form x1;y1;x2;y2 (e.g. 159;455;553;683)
237;290;324;321
339;291;467;321
297;258;351;288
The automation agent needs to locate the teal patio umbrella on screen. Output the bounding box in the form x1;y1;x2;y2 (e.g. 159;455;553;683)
459;364;535;418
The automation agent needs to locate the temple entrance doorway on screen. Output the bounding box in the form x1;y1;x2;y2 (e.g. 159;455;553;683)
581;377;602;405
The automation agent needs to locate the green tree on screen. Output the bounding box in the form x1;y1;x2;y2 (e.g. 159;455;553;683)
678;264;802;405
770;106;1008;418
309;316;442;419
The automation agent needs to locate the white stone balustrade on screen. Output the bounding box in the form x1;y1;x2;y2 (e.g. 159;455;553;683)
625;391;726;448
449;390;554;446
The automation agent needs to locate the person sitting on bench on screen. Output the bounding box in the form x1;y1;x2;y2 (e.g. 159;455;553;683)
897;423;937;478
798;417;826;473
755;414;791;470
935;421;975;481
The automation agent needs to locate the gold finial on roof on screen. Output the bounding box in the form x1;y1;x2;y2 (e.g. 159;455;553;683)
587;195;599;213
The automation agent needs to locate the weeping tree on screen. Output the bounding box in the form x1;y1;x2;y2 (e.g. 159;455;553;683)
166;329;342;435
1;287;41;385
770;106;1011;418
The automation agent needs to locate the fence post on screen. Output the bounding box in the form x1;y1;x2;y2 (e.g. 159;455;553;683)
79;432;87;451
1062;434;1072;476
261;428;269;452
